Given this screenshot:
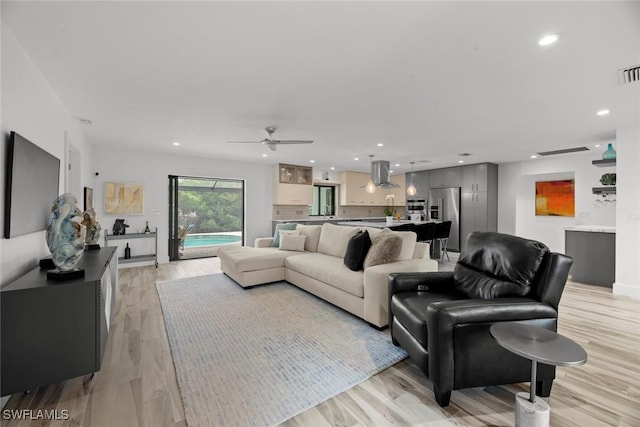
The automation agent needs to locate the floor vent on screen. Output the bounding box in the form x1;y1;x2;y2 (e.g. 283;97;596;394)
537;147;590;156
619;64;640;85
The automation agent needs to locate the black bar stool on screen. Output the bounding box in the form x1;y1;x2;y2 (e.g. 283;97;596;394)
415;222;436;257
433;221;452;261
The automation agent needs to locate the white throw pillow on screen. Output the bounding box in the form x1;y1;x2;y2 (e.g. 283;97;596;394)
279;234;306;251
278;229;300;239
296;225;322;252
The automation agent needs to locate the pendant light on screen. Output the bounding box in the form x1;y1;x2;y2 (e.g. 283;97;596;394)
365;154;376;194
406;161;417;196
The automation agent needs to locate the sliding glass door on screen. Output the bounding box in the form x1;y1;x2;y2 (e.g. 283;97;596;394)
169;175;244;261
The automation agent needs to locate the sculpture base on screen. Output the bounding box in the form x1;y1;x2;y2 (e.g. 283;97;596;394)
47;268;85;281
39;257;55;270
86;244;101;250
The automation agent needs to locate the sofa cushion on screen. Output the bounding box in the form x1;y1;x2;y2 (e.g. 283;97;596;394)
343;230;372;271
296;224;322;252
218;246;301;272
271;223;297;247
279;234;306;251
453;231;550;299
285;253;364;298
317;223;359;258
364;229;403;268
363;227;416;261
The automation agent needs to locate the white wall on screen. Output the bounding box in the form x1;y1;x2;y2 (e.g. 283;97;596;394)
612;81;640;299
498;152;616;253
92;147;273;264
0;23;93;286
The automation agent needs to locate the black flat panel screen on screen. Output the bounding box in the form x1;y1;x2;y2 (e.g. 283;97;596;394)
4;132;60;238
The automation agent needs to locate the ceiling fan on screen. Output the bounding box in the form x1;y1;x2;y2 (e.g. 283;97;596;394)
227;126;313;151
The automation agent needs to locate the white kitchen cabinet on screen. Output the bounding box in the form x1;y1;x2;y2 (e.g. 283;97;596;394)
274;164;313;205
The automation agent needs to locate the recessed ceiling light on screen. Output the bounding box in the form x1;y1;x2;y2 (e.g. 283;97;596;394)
538;34;558;46
262;154;268;157
377;143;384;147
394;163;400;167
354;157;359;161
458;160;464;164
594;144;601;148
530;155;538;159
310;160;315;163
389;170;394;173
172;141;180;146
596;109;610;116
330;166;335;170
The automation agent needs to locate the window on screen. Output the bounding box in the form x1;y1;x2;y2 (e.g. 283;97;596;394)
310;185;335;216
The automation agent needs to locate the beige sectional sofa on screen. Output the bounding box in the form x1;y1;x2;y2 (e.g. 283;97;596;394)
219;223;438;328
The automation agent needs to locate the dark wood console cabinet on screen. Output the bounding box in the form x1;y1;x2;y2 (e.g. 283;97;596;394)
1;247;118;396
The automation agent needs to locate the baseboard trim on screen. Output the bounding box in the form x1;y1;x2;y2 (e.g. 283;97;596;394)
612;282;640;300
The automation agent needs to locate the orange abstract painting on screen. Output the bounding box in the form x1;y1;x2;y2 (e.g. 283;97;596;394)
535;180;575;216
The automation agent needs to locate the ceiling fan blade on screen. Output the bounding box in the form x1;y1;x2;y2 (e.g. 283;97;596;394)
226;141;261;144
272;140;314;144
268;144;277;151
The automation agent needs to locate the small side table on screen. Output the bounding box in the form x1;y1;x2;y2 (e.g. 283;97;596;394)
490;323;587;427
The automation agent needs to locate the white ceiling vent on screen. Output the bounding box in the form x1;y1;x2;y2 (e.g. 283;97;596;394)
618;64;640;85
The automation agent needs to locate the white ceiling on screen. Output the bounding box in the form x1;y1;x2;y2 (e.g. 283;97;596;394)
2;1;639;174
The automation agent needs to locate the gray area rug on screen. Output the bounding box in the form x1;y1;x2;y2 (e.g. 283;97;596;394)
156;274;407;427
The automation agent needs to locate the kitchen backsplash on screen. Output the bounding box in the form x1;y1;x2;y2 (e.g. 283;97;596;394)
272;205;406;220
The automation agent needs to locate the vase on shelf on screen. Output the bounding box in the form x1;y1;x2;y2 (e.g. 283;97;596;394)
602;143;616;160
599;173;616;186
386;216;394;226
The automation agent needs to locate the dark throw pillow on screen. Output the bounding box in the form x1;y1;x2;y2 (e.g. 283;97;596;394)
343;230;372;271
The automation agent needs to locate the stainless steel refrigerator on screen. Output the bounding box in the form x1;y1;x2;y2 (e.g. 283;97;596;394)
428;187;461;252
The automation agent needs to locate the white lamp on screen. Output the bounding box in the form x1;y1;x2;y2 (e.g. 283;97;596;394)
407;162;417;196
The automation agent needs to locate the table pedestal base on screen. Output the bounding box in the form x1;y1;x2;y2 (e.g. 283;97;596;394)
515;392;549;427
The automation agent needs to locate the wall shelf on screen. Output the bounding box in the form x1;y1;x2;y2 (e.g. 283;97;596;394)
592;186;616;194
592;159;616;167
104;228;158;267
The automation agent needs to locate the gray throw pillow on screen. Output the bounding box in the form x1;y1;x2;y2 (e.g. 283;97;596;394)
271;223;297;247
363;229;403;268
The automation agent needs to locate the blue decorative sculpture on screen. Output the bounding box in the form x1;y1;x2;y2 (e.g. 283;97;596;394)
46;193;86;271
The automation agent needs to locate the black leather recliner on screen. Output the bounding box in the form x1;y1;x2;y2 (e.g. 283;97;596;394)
388;231;573;407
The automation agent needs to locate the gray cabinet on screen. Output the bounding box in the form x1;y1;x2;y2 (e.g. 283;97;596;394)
1;248;118;396
565;230;615;287
460;163;498;249
429;167;462;188
406;170;430;200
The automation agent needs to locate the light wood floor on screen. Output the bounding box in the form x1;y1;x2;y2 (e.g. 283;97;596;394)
3;258;639;426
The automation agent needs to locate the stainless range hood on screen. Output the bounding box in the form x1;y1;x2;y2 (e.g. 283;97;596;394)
371;160;400;188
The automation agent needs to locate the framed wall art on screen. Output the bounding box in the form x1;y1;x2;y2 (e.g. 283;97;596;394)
535;180;575;217
104;182;144;215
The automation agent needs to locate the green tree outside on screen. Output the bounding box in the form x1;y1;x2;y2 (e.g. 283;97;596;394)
178;178;243;234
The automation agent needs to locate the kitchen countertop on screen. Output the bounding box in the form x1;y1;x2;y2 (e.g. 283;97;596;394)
273;217;387;223
565;225;616;233
338;220;432;228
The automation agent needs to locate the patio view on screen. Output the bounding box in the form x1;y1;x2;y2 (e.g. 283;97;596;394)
174;177;244;260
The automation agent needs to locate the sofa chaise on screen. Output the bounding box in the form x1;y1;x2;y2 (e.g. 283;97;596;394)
219;223;438;328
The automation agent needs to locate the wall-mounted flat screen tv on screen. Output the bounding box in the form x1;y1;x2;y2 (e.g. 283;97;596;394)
4;131;61;238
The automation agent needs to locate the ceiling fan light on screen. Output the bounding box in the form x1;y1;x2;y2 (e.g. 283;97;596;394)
407;183;417;196
365;179;376;194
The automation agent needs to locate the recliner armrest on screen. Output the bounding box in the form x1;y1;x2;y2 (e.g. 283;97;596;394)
389;271;455;296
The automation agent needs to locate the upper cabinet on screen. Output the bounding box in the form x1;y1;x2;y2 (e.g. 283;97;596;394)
279;164;313;185
462;163;490;193
430;167;462;188
339;171;405;206
274;164;313;205
406;170;430;200
390;174;406;207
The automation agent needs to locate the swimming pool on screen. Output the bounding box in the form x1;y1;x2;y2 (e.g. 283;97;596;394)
183;234;242;248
